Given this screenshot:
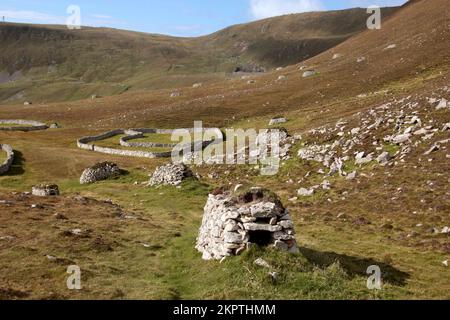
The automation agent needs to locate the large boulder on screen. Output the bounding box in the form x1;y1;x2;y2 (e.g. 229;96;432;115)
196;187;299;260
80;162;121;184
149;163;193;186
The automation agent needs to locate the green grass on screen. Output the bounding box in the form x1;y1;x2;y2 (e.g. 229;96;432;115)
383;144;400;156
0;150;6;163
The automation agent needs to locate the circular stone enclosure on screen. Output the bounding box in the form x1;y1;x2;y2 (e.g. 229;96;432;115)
77;128;221;159
0;119;49;132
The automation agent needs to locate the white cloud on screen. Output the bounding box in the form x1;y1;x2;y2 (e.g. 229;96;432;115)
250;0;324;20
0;10;65;24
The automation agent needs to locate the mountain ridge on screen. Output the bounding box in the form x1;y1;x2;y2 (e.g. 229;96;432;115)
0;6;400;104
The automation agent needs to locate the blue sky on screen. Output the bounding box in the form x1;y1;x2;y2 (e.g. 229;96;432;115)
0;0;407;36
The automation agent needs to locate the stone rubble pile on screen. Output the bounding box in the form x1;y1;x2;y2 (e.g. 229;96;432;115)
196;188;299;260
80;162;121;184
293;87;450;196
296;88;450;178
256;128;297;161
149;163;194;186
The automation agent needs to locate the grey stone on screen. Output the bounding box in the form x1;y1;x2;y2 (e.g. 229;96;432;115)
392;134;411;144
346;171;357;180
298;188;315;197
249;202;277;218
269;117;287;126
273;240;289;251
254;258;271;269
302;70;317;78
224;232;245;244
376;152;392;165
243;223;282;232
80;162;121;184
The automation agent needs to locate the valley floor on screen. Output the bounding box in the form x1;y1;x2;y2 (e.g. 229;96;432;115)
0;80;448;299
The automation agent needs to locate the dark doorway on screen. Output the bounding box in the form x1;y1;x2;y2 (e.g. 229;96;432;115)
248;230;273;246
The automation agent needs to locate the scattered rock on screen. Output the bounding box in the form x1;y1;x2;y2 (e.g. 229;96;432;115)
298;188;315;197
424;144;439;155
376;152;392;165
254;258;272;269
268;271;279;283
302;70;317;78
269;117;287;126
357;57;366;63
321;180;331;190
355;152;373;165
392;134;411;144
346;171;357;181
435;98;449;110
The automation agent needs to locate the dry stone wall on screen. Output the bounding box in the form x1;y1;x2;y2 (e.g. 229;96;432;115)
77;128;220;159
0;119;48;132
0;144;14;174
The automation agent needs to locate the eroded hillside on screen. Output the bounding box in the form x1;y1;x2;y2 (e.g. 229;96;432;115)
0;7;399;104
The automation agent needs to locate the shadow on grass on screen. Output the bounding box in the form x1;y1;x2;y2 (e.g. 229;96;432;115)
5;150;25;176
299;247;410;286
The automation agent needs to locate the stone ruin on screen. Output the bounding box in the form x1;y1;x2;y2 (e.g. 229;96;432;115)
0;119;48;132
0;144;14;175
149;163;194;186
32;184;60;197
196;187;299;261
80;162;121;184
77;127;218;159
234;63;266;73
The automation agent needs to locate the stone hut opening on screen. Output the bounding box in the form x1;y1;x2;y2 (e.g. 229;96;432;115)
248;230;272;246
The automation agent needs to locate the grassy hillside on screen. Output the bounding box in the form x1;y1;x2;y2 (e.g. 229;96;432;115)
0;0;448;300
0;7;399;104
